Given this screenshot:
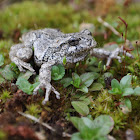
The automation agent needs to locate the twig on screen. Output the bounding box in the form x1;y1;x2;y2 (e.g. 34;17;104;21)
18;111;72;138
97;16;130;43
97;16;121;37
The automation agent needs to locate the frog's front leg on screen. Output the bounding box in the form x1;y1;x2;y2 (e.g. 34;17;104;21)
33;61;60;105
90;46;134;67
9;44;35;73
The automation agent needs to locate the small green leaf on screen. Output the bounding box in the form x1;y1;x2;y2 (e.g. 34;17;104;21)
10;62;19;74
86;57;98;66
60;77;72;88
0;75;5;84
70;117;82;130
72;133;82;140
78;85;88;93
30;82;40;91
71;132;82;140
63;56;66;65
122;88;134;96
111;79;121;90
124;98;132;111
134;87;140;96
103;72;113;79
120;75;132;89
80;72;99;87
51;64;65;80
18;70;33;80
71;101;89;116
86;66;101;72
76;62;79;68
71;73;81;88
92;115;114;135
89;83;103;91
98;61;102;69
16;77;32;95
108;88;122;95
79;96;91;105
70;115;114;140
120;98;132;114
0;54;4;66
0;65;17;80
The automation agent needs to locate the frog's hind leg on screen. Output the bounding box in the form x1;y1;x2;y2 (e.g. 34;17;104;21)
33;62;60;105
9;43;35;73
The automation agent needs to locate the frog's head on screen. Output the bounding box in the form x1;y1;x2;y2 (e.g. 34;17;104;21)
60;29;97;63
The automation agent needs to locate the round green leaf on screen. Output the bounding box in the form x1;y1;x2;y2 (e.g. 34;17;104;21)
124;98;132;111
120;75;132;89
0;65;17;80
60;77;72;88
134;87;140;96
72;73;81;88
0;75;5;84
78;85;88;93
71;101;89;116
80;72;99;87
71;132;82;140
16;77;32;95
92;115;114;136
51;64;65;80
90;83;103;91
111;79;121;90
122;88;134;96
120;98;132;114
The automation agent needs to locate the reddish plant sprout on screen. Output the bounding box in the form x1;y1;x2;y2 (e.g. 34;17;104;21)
118;16;128;44
118;17;128;75
136;41;140;59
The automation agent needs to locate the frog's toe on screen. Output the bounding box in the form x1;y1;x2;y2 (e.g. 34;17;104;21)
42;99;47;105
33;84;42;95
116;56;122;63
18;65;26;72
125;52;134;59
52;86;60;100
56;94;60;99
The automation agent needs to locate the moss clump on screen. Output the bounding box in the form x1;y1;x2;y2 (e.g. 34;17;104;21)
91;90;128;130
25;103;42;118
0;90;11;103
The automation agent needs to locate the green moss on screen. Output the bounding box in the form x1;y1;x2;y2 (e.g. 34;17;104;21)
25;103;42;118
0;130;7;140
0;90;11;103
91;90;128;130
133;120;140;139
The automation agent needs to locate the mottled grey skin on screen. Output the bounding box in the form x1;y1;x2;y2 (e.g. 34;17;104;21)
9;28;133;104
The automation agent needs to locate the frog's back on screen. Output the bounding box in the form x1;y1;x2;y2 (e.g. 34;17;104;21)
21;28;64;47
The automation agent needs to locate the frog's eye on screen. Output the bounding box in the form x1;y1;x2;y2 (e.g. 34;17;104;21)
68;38;80;46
